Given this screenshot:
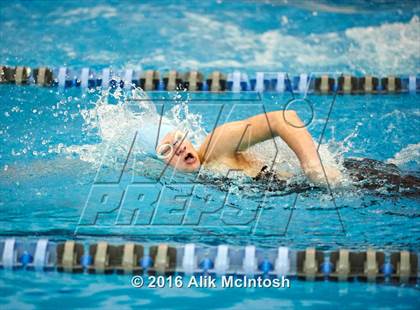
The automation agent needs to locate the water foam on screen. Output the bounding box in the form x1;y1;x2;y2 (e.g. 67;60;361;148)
60;88;208;170
50;5;118;26
345;16;420;74
161;13;420;75
387;143;420;169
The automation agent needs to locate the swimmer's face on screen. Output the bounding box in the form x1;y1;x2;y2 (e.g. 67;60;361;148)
156;131;201;172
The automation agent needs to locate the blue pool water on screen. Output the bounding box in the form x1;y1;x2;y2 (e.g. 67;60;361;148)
0;88;419;247
1;0;419;74
1;0;420;309
1;270;419;309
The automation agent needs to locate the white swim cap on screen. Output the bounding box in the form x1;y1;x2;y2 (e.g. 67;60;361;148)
129;88;178;156
138;121;176;156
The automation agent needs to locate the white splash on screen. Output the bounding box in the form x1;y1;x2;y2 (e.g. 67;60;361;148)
387;143;420;168
50;5;118;25
60;88;207;169
345;16;420;74
156;13;420;75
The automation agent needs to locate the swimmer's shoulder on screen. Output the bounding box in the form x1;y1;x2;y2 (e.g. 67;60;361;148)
198;122;251;161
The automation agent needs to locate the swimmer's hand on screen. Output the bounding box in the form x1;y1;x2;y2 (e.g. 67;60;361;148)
303;163;343;187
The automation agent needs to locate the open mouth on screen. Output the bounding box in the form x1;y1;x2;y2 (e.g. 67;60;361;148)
184;152;196;164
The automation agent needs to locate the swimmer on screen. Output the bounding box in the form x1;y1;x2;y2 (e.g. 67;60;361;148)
155;109;420;195
156;110;342;186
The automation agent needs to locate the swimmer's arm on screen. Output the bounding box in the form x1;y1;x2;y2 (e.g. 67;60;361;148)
255;110;323;174
264;111;343;185
200;110;325;177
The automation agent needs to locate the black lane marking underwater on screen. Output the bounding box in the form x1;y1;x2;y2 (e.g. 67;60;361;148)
283;73;346;236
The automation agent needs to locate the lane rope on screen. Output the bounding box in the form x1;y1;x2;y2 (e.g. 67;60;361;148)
0;238;418;283
1;65;419;94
